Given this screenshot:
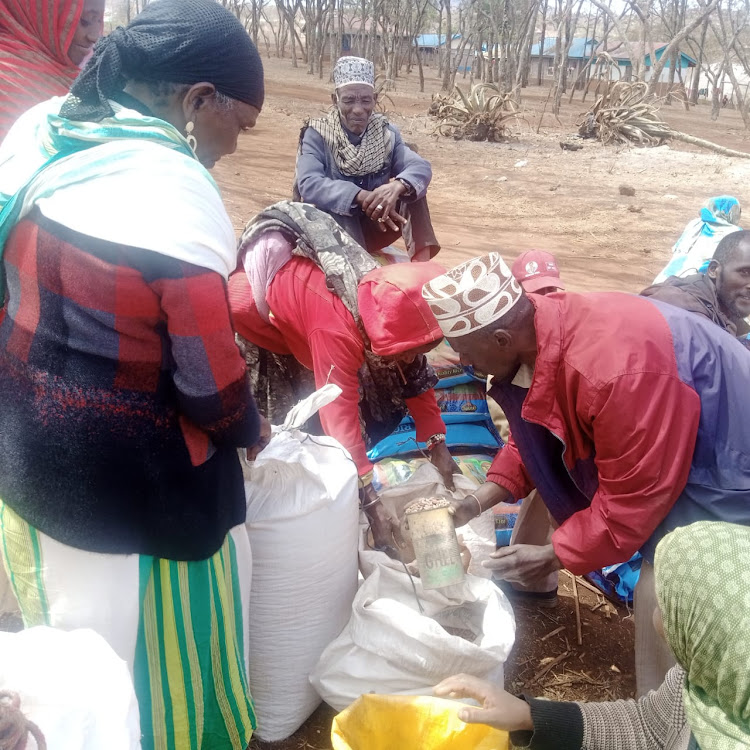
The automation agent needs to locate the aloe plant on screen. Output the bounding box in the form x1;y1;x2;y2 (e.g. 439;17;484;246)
429;83;520;142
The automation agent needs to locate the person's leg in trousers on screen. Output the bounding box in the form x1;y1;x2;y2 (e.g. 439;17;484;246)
401;197;440;261
507;490;558;594
635;559;676;696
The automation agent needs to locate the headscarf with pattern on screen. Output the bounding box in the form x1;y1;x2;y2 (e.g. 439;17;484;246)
655;521;750;750
62;0;264;122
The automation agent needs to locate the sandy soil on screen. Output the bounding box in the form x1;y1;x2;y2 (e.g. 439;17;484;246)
215;55;750;295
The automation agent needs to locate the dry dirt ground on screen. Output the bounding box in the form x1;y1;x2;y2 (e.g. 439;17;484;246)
222;57;745;749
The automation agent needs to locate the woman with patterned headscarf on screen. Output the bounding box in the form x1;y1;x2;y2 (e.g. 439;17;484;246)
436;521;750;749
0;1;266;748
0;0;106;142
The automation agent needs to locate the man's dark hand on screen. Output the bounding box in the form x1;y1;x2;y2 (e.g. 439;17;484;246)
360;180;407;220
482;543;562;586
429;442;458;491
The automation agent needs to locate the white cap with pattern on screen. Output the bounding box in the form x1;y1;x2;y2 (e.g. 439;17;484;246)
333;56;375;89
421;253;523;338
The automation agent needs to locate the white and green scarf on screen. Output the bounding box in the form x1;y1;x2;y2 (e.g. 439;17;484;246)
0;97;233;304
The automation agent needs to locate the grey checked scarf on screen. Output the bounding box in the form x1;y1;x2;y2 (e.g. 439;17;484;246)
304;109;393;177
238;201;437;443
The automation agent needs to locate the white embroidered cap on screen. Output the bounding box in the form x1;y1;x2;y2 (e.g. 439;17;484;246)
333;56;375;89
421;253;523;338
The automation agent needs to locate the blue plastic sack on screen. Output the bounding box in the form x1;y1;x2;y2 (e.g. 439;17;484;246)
584;553;642;604
367;420;502;462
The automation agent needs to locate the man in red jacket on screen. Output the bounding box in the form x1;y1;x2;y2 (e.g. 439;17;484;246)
423;252;750;693
230;256;455;552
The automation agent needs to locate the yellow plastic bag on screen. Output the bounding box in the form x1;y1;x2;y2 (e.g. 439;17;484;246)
331;694;509;750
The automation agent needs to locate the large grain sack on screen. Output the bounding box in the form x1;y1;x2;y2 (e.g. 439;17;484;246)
242;385;360;742
310;561;515;712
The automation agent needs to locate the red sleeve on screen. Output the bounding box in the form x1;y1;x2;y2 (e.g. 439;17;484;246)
552;372;700;574
406;389;445;442
486;433;535;500
308;328;373;476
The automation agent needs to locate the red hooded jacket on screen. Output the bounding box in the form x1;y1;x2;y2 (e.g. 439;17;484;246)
487;292;703;573
229;257;446;475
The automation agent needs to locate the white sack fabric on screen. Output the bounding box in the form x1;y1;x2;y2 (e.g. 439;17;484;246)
310;559;515;712
242;385;360;741
0;626;141;750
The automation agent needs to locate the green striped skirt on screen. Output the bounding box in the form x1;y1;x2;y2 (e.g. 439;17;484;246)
0;500;256;750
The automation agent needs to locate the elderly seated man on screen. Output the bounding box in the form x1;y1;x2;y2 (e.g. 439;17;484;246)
294;55;439;261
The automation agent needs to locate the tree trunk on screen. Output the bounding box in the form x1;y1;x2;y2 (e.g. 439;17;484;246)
441;0;452;91
536;0;548;86
645;0;721;98
711;72;723;120
690;19;708;104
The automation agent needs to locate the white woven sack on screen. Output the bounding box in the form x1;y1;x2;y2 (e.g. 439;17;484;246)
242;385;360;741
310;561;515;712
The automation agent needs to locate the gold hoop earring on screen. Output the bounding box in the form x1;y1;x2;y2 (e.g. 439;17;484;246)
185;121;197;152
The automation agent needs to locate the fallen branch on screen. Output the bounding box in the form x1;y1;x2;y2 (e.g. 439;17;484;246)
541;625;566;642
531;651;572;684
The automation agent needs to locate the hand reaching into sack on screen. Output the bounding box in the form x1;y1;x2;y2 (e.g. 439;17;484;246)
434;673;533;732
361;483;404;558
428;442;460;491
449;481;512;528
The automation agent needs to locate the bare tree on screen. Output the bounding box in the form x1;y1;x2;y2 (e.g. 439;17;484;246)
645;0;721;97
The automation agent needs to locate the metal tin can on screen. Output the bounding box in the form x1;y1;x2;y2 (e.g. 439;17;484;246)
405;500;465;590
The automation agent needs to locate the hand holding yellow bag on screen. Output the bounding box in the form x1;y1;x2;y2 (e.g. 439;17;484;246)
331;694;509;750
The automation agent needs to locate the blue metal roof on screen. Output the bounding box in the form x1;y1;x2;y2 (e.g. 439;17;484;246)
416;33;460;48
530;37;597;60
644;47;698;68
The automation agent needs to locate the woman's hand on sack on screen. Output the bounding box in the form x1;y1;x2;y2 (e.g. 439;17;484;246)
362;485;404;558
246;415;272;461
483;543;562;586
429;442;459;491
434;674;533;732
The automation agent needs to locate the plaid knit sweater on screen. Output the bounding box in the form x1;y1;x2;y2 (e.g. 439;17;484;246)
0;209;260;560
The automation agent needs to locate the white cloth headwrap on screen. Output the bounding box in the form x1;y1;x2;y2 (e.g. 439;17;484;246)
333;56;375;89
421;253;523;338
